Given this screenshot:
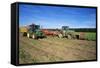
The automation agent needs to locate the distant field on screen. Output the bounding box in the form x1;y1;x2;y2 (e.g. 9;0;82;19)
85;32;96;41
78;32;96;41
19;33;96;64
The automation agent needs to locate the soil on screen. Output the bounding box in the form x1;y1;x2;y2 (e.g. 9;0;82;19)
19;34;96;64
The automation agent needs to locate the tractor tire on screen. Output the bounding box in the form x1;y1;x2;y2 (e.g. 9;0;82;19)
67;34;72;39
23;32;27;36
32;34;37;39
58;34;63;38
27;33;30;38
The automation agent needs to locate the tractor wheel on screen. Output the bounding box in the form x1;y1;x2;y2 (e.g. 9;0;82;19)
32;34;37;39
67;34;72;39
27;33;30;38
58;34;63;38
23;32;27;36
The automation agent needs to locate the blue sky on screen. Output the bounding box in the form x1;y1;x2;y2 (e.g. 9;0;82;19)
19;4;96;29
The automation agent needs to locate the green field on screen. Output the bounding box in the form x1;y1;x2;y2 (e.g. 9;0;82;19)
85;32;96;41
77;32;96;41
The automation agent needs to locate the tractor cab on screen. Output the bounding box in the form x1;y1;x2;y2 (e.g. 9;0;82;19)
28;24;40;32
62;26;75;33
62;26;69;31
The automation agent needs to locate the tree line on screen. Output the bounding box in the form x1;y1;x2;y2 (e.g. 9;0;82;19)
70;28;96;32
42;28;96;32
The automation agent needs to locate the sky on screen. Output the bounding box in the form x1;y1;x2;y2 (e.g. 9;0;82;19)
19;4;96;29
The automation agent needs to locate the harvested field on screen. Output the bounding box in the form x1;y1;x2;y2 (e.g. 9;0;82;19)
19;33;96;64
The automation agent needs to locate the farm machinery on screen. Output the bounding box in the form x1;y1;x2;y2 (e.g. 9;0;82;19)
21;24;79;39
41;26;80;39
57;26;80;39
22;24;46;39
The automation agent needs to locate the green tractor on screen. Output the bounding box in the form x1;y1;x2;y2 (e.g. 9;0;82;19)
58;26;79;39
26;24;46;39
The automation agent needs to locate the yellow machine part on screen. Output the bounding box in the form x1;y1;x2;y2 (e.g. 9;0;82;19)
20;27;28;33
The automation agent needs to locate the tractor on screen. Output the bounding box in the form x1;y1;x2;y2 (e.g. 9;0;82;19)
58;26;79;39
23;24;46;39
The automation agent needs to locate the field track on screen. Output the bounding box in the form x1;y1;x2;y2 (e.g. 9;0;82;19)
19;34;96;64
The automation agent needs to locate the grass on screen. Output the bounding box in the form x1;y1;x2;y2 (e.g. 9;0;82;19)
85;32;96;41
77;32;96;41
